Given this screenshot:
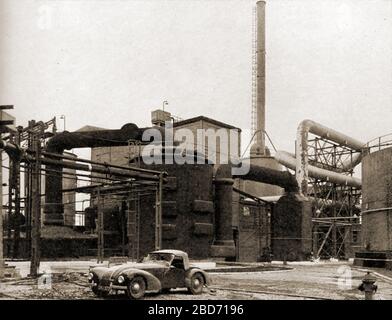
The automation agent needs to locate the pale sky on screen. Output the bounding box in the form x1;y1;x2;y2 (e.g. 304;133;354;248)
1;0;391;156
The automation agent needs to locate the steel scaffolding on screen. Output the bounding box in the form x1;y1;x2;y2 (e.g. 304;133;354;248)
307;136;361;259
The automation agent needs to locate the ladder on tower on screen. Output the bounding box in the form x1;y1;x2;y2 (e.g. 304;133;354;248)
251;4;258;137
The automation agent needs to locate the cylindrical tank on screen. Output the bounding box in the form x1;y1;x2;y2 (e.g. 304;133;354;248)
62;152;77;226
362;146;392;251
41;152;77;227
240;148;284;197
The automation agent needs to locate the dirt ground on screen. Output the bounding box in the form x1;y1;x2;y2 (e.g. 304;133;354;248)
1;261;392;300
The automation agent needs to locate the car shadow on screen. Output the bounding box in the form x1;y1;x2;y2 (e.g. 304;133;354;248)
100;289;192;300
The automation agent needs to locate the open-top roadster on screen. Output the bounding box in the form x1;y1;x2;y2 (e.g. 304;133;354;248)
88;249;211;299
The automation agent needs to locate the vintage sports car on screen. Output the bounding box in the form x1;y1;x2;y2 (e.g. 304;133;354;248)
88;249;211;299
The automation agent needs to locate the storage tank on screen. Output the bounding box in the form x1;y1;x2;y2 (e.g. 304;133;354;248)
62;152;77;226
362;145;392;252
41;151;77;226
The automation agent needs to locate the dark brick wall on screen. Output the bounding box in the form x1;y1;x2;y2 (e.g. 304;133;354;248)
140;163;215;259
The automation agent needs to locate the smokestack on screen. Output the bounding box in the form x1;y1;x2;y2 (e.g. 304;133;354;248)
251;1;266;156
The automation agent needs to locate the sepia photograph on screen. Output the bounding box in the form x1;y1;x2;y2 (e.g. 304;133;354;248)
0;0;392;310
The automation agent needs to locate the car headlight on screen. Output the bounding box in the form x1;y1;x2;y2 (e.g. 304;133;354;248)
88;272;94;281
117;275;125;284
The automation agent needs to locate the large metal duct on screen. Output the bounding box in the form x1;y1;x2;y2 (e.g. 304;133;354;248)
0;139;22;160
44;123;164;225
275;150;361;189
211;163;299;258
296;119;365;195
233;164;298;193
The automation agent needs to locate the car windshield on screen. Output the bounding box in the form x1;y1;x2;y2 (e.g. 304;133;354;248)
143;253;174;264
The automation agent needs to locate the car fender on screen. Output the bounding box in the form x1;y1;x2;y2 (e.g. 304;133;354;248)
90;266;111;280
185;268;211;287
122;269;162;292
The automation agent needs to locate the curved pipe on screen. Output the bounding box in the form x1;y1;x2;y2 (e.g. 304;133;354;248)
275;150;361;189
296;119;365;195
44;123;165;226
297;119;364;151
0;139;22;160
340;153;362;172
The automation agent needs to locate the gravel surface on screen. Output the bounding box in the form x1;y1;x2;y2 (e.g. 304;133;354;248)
1;262;392;300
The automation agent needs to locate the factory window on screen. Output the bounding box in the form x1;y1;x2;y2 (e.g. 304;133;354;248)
75;213;85;227
242;206;250;216
352;230;359;243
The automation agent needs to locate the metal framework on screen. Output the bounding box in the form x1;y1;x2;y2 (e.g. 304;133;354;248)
307;136;361;259
2;118;164;275
5;119;57;265
74;178;162;262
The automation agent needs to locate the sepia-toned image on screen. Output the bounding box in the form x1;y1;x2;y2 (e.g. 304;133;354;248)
0;0;392;305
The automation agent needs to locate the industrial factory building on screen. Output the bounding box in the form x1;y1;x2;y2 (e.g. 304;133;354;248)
1;1;392;298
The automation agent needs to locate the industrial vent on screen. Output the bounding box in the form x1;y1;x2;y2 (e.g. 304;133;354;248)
151;109;171;126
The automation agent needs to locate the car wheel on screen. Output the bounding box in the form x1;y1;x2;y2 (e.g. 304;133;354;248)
188;273;204;295
127;276;146;300
92;285;101;296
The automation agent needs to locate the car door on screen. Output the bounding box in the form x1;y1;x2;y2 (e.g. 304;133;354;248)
161;256;186;289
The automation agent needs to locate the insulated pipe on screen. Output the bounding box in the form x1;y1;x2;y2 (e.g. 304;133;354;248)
340;153;362;172
211;163;298;258
276;150;361;189
233;164;298;192
44;123;165;225
296;120;365;195
0;139;22;160
210;164;236;258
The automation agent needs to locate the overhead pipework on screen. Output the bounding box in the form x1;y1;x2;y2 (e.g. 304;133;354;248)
295;119;365;195
44;123;165;226
234;164;298;193
211;163;299;258
275;150;362;189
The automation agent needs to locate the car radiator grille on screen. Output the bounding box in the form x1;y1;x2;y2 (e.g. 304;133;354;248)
100;274;112;287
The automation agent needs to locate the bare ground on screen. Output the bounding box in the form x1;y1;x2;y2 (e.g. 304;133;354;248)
1;262;392;300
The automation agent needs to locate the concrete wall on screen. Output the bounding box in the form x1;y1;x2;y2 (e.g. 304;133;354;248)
62;152;77;226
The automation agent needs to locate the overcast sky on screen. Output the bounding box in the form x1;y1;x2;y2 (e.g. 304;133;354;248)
1;0;391;156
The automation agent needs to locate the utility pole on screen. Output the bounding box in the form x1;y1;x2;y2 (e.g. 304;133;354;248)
0;105;16;279
0;148;4;279
97;189;104;263
30;135;42;277
154;174;163;250
8;128;22;259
